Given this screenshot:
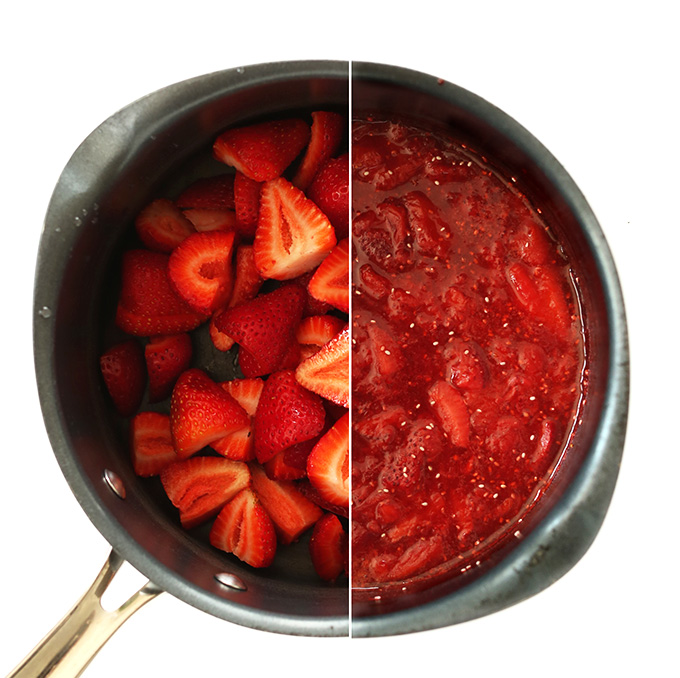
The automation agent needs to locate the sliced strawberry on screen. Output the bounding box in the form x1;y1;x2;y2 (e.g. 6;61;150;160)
309;513;347;581
250;464;322;544
233;171;262;238
214;285;306;377
292;111;345;190
168;231;236;315
145;333;192;402
209;488;276;568
213;119;310;182
307;154;349;240
182;208;237;233
307;237;349;313
130;412;178;477
161;456;250;529
295;326;349;408
135;198;195;253
99;340;145;416
221;378;264;417
296;479;348;518
295;315;346;347
170;368;250;458
254;177;337;280
253;370;326;463
175;173;235;210
427;380;470;448
263;437;318;480
306;412;349;509
115;250;206;336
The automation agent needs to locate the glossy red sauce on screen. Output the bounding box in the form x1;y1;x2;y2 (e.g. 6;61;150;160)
351;117;586;594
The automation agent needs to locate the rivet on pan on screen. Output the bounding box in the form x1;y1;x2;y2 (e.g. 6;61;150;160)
103;469;126;499
214;572;247;591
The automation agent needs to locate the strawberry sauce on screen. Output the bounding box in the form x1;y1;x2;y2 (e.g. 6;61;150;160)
351;117;587;593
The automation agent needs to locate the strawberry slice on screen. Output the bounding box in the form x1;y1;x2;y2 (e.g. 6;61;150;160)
250;464;322;544
307;154;349;240
168;230;236;315
295;315;346;347
307;237;349;313
233;171;262;238
263;437;318;480
160;456;250;529
209;488;277;568
253;370;326;463
292;111;345;190
182;208;237;233
213;119;310;182
309;513;347;581
306;412;349;509
130;412;178;477
295;326;349;408
145;333;192;402
254;177;337;280
175;173;235;210
99;340;146;416
170;368;250;458
135;198;195;253
427;380;470;448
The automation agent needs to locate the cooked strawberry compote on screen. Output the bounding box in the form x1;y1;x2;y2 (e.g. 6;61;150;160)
351;117;587;592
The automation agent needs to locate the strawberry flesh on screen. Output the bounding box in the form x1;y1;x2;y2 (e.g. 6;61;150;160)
135;198;195;253
308;237;349;314
309;512;347;582
307;153;349;240
292;111;345;190
306;412;349;509
175;173;236;210
130;411;178;477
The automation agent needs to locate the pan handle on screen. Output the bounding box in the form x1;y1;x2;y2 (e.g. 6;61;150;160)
7;549;163;678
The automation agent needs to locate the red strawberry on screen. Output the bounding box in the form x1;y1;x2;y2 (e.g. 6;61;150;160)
182;208;237;233
296;479;348;518
99;340;146;416
145;333;192;402
306;412;349;509
170;368;250;458
295;327;349;408
295;315;346;347
213;119;310;182
135;198;195;253
233;171;262;238
160;456;250;529
427;380;470;448
130;412;178;477
214;285;306;377
307;237;349;313
285;270;332;317
254;177;337;280
263;437;318;480
253;370;326;463
209;488;276;568
250;464;322;544
309;513;347;581
168;231;236;315
175;173;235;210
116;250;206;336
307;154;349;239
292;111;345;190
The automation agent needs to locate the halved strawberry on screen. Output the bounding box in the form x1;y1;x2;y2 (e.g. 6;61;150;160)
250;464;322;544
307;154;349;240
182;208;237;233
160;456;250;529
307;237;349;313
130;412;178;477
263;437;318;480
295;315;346;347
135;198;195;253
306;412;349;509
427;380;470;448
213;119;310;182
99;340;146;416
233;171;262;238
292;111;345;190
145;333;192;402
254;177;337;280
175;173;235;210
168;230;236;315
309;513;347;581
170;368;250;458
295;326;349;408
209;488;276;568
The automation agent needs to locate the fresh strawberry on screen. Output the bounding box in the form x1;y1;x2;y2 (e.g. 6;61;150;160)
306;412;349;509
309;512;347;581
295;326;349;408
160;456;250;529
296;479;348;518
263;437;318;480
168;230;236;315
307;154;349;239
214;285;306;377
130;412;178;477
253;370;326;463
254;177;337;280
135;198;195;253
213;119;310;182
99;340;146;416
145;333;192;402
292;111;345;190
307;237;349;313
209;488;276;568
285;270;332;317
295;315;346;347
233;171;262;238
170;368;250;458
175;173;235;210
115;250;206;336
427;380;470;448
250;464;322;544
182;208;237;233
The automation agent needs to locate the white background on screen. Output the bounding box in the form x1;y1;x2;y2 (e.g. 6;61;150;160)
2;2;677;677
